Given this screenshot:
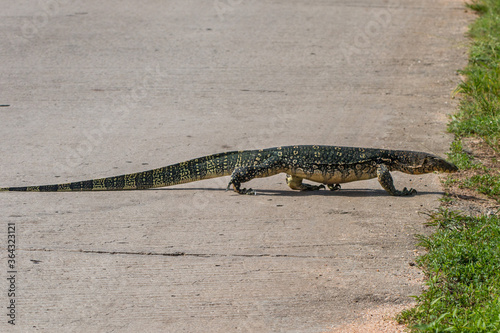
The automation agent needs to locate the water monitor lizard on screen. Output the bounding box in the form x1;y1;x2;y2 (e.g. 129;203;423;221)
0;145;457;195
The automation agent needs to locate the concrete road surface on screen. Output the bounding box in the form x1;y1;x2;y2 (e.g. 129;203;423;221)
1;1;470;332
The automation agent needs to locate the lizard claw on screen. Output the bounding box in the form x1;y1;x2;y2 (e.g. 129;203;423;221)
239;188;255;195
392;187;417;196
327;184;341;191
402;187;417;196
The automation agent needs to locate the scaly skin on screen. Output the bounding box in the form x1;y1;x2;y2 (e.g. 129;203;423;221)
0;145;458;196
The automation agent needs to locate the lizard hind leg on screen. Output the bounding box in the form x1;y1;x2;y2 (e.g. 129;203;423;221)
286;174;325;191
227;154;284;195
377;164;416;196
226;166;257;195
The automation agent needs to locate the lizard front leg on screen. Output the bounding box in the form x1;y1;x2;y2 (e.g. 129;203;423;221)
286;174;325;191
377;164;416;196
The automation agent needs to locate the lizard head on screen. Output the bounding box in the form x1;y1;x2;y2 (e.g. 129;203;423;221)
421;154;458;173
392;151;458;174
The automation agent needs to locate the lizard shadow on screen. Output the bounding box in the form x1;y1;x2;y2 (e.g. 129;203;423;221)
237;189;445;197
154;187;445;197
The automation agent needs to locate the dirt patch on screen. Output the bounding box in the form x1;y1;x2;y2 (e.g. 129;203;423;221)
443;137;500;216
326;304;412;333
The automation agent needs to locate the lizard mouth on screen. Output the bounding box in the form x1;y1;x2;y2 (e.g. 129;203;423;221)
440;160;458;173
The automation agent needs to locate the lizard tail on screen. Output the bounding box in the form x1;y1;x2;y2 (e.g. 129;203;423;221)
0;150;244;192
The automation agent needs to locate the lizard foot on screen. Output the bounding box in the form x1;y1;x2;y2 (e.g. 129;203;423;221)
226;182;256;195
286;174;324;191
241;188;256;195
299;183;325;191
393;187;417;196
327;184;341;191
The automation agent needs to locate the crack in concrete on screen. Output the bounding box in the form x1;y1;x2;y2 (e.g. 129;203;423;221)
21;247;337;259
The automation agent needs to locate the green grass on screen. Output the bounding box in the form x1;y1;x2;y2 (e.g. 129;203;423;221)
399;211;500;332
464;173;500;198
445;0;500;203
448;0;500;149
399;1;500;331
447;139;482;170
